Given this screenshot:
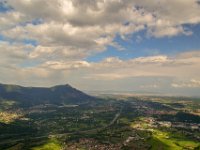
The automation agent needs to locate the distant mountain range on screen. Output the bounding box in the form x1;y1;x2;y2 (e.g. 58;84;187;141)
0;83;94;107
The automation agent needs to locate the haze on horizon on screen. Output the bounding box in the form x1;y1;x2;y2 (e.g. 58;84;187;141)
0;0;200;96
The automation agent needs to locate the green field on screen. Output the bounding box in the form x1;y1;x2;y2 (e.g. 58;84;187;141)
148;129;200;150
31;139;62;150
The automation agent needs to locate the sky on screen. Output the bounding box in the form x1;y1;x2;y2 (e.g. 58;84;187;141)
0;0;200;96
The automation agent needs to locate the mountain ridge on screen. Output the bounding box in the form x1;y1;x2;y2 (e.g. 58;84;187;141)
0;83;94;107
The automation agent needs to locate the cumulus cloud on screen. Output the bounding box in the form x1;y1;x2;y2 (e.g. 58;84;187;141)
1;0;200;43
3;50;200;82
85;51;200;80
0;0;200;95
0;11;26;30
41;60;91;70
1;0;200;63
0;41;32;67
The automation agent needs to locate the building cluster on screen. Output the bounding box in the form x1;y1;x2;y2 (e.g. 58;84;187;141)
172;122;200;130
133;117;200;132
65;138;121;150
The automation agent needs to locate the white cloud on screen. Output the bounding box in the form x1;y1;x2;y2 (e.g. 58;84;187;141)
0;0;199;65
140;84;159;89
86;52;200;80
148;25;193;38
132;55;168;63
0;0;200;95
41;60;91;70
0;41;32;67
172;79;200;88
0;11;26;30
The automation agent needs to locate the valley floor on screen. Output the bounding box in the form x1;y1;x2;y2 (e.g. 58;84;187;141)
0;96;200;150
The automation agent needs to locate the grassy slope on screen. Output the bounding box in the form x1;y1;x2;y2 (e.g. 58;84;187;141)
148;129;200;150
31;139;62;150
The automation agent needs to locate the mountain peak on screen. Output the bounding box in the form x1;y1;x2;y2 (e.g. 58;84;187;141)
51;84;74;89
